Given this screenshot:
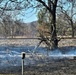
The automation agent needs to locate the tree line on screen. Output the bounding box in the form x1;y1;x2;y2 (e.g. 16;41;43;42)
0;14;37;38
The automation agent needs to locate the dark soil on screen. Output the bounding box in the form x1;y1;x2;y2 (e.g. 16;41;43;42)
0;59;76;75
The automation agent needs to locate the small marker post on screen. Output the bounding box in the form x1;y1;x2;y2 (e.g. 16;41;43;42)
21;52;25;75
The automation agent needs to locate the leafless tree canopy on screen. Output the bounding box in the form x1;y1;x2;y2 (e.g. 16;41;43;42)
0;0;76;49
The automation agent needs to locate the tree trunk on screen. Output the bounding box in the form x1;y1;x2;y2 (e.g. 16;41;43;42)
71;1;74;38
47;0;59;49
71;20;74;38
50;13;58;49
39;0;59;49
11;28;13;38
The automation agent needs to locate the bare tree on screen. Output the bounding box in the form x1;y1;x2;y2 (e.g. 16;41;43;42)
60;0;76;37
2;15;14;38
0;0;60;49
1;0;75;49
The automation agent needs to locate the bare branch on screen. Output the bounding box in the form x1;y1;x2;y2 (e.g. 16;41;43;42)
36;0;53;13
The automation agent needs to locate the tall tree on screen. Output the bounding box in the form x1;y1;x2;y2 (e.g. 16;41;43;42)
0;0;59;49
37;0;59;49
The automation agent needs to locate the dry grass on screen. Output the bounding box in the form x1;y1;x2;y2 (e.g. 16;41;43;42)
0;38;76;75
22;59;76;75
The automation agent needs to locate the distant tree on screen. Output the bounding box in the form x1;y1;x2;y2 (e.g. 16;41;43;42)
56;13;72;36
60;0;76;37
14;20;25;36
2;15;14;38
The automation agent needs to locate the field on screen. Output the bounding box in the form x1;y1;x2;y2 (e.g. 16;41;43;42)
0;37;76;47
0;38;76;75
0;59;76;75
